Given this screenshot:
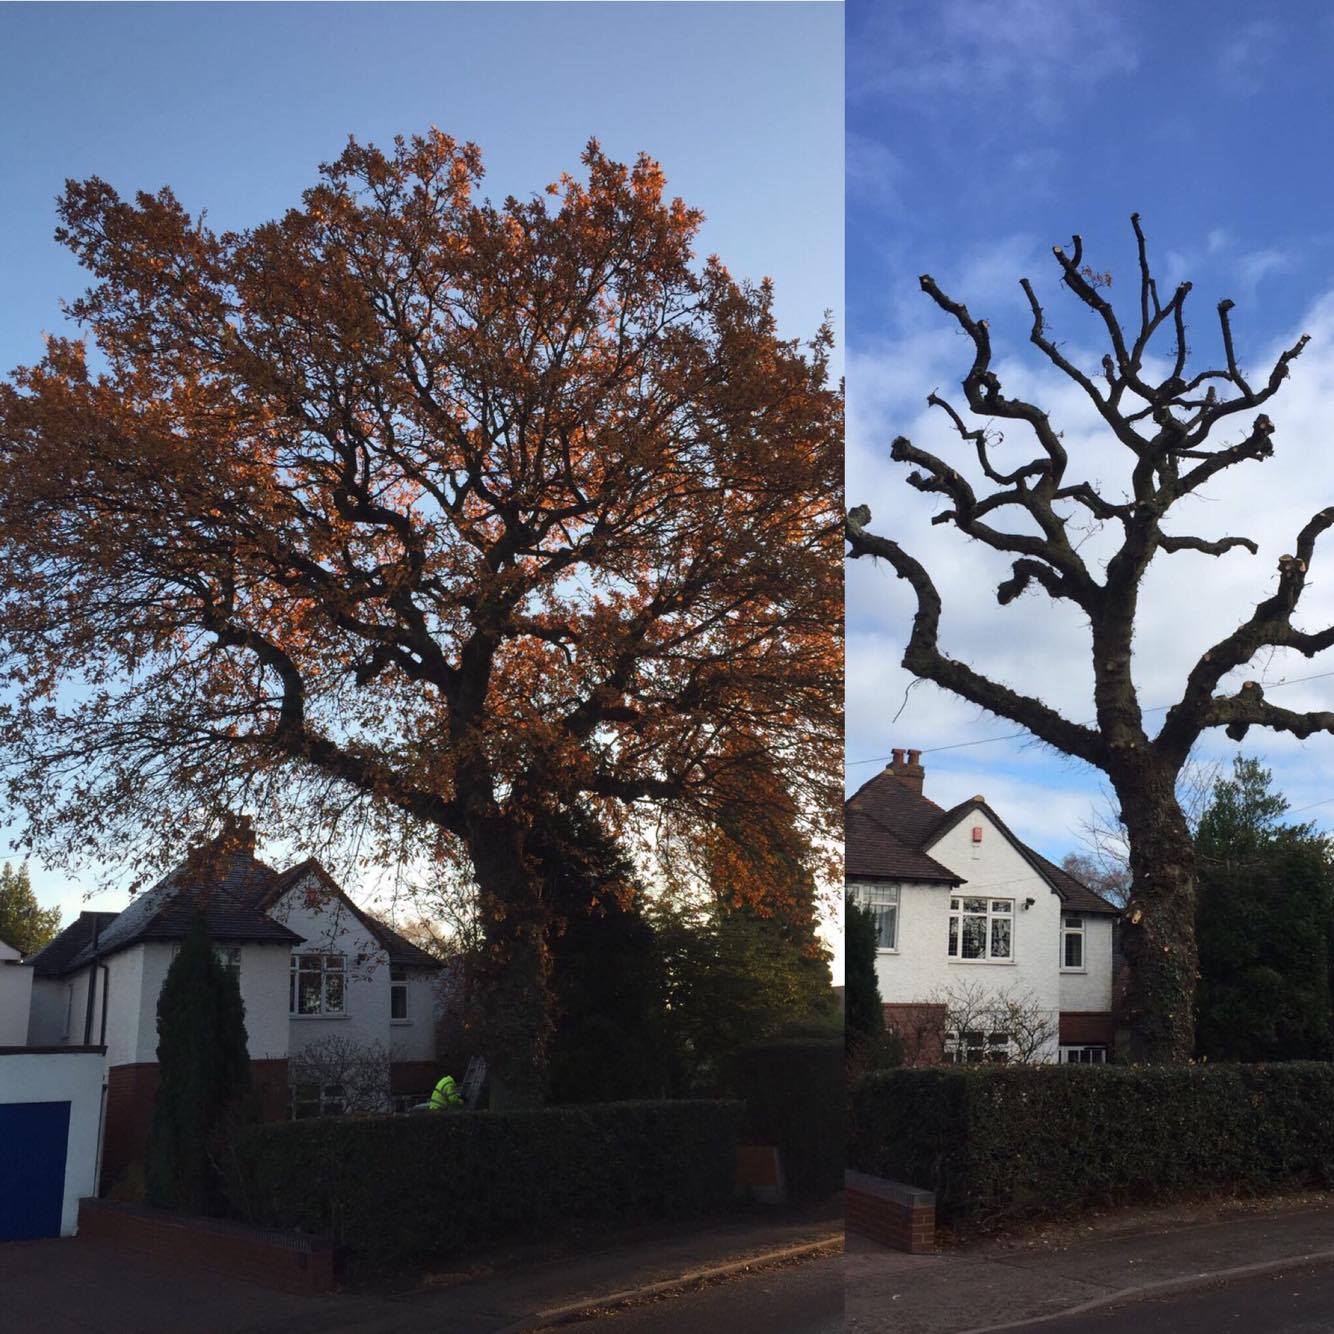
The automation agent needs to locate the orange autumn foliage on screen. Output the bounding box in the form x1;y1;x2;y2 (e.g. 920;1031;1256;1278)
0;132;842;1100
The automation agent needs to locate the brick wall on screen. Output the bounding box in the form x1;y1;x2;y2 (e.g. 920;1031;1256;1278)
390;1059;439;1097
884;1002;947;1066
1058;1011;1115;1046
845;1169;935;1253
102;1058;289;1193
77;1197;334;1291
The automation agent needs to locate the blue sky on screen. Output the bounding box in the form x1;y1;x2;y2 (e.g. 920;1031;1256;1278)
847;1;1334;864
0;2;842;932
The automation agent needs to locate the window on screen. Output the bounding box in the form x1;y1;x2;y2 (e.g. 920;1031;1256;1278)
948;896;1013;960
1060;1045;1108;1065
390;966;409;1020
851;884;899;950
289;953;347;1015
946;1030;1011;1064
290;1082;345;1119
1061;914;1085;970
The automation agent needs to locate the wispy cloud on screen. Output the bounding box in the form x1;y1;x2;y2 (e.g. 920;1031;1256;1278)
847;131;905;210
850;0;1139;116
1216;19;1282;95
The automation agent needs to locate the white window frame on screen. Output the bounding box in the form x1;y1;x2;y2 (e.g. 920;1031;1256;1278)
851;883;899;952
1060;1044;1108;1065
390;966;409;1022
290;1080;346;1119
948;895;1014;961
290;952;347;1017
945;1029;1012;1064
1061;914;1086;971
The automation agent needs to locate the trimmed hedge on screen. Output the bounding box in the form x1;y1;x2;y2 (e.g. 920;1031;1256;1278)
727;1038;843;1200
224;1099;742;1271
850;1063;1334;1228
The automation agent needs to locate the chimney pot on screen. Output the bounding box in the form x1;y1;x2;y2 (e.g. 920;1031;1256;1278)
907;749;921;765
888;745;926;795
891;748;906;767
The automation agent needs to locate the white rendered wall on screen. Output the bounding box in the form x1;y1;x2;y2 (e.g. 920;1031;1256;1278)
0;962;33;1046
855;808;1067;1060
267;871;395;1059
389;969;440;1063
1058;916;1115;1012
0;1049;105;1236
27;976;69;1046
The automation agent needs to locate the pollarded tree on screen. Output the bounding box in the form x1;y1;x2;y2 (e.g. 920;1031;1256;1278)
848;216;1325;1063
0;133;842;1106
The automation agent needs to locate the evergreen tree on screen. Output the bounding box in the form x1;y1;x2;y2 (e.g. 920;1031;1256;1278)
845;894;885;1057
146;912;252;1213
0;861;60;956
1195;757;1334;1062
535;806;668;1103
654;900;838;1095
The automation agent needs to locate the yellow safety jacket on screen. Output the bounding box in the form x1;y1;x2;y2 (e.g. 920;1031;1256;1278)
430;1074;463;1110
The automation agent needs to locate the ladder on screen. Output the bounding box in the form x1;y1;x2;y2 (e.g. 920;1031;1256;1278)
460;1055;487;1109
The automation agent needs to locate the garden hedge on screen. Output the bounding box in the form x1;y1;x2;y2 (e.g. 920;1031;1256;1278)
850;1063;1334;1229
727;1038;843;1200
223;1099;742;1272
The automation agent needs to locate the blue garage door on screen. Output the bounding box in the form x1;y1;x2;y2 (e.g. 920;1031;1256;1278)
0;1101;71;1241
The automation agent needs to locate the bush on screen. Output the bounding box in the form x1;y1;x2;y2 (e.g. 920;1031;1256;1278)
727;1038;842;1201
850;1063;1334;1229
224;1099;742;1272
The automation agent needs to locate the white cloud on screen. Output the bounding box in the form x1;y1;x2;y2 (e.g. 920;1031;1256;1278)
850;0;1138;115
848;269;1334;848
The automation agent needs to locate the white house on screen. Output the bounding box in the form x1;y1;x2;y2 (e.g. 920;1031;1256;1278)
846;749;1119;1065
22;816;446;1189
0;936;33;1046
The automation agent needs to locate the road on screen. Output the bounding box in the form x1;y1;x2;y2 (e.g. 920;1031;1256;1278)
552;1251;844;1334
1029;1261;1334;1333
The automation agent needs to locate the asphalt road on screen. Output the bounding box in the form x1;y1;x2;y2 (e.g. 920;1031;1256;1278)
551;1251;844;1334
1030;1261;1334;1333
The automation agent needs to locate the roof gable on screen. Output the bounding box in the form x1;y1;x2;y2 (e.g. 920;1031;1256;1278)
845;768;1117;915
925;798;1118;915
263;859;443;970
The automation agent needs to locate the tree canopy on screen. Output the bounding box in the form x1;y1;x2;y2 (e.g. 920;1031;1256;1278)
848;216;1330;1061
0;132;842;1102
1194;757;1334;1062
0;861;59;956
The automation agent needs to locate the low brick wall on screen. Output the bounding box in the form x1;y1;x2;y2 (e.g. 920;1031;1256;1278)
845;1170;935;1253
77;1197;335;1292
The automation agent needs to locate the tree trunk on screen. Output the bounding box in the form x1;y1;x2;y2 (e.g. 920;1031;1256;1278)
464;813;553;1109
1115;771;1198;1064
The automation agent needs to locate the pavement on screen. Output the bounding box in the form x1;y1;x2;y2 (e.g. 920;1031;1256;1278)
846;1198;1334;1333
552;1250;844;1333
1;1200;843;1333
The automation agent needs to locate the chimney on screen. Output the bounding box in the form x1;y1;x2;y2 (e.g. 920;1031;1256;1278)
886;746;926;795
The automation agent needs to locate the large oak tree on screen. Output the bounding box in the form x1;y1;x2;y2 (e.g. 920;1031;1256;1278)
0;132;842;1105
848;217;1325;1063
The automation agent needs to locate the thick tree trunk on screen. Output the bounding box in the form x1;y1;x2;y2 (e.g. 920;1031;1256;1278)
464;812;553;1109
1115;769;1198;1064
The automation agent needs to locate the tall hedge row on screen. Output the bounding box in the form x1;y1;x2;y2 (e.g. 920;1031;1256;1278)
727;1038;843;1200
850;1064;1334;1228
224;1099;742;1271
